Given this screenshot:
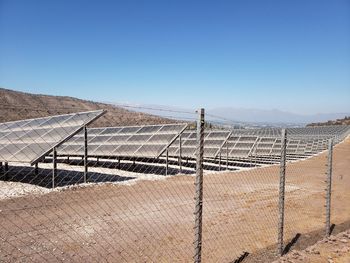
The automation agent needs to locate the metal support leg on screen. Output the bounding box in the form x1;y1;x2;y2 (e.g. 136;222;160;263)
34;163;38;176
325;139;333;237
84;126;88;183
219;152;221;171
52;148;57;189
118;157;121;168
4;162;9;180
226;144;229;170
166;148;169;176
179;135;182;173
277;129;287;256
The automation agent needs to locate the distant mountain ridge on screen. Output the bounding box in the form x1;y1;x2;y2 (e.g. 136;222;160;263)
113;103;350;125
0;88;171;126
207;107;350;124
1;88;348;127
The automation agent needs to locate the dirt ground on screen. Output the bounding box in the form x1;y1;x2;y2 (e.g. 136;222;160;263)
0;138;349;262
273;229;350;263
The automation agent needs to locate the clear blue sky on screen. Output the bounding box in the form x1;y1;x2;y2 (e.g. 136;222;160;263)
0;0;349;114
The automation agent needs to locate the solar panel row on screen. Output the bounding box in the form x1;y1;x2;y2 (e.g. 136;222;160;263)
230;125;350;139
0;109;349;166
166;126;350;159
57;123;187;158
0;110;105;164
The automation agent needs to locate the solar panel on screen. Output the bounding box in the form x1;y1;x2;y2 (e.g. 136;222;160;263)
58;123;187;158
0;110;105;164
168;130;232;158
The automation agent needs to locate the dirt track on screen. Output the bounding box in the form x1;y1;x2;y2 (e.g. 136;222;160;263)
0;138;349;262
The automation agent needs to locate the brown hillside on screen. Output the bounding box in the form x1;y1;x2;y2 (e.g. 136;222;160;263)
307;116;350;127
0;88;173;127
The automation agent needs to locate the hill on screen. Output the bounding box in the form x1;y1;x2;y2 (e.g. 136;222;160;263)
307;116;350;127
0;88;172;126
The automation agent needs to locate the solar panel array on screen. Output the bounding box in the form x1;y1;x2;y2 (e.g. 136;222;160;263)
220;135;330;159
0;110;104;164
230;126;350;140
164;125;350;161
1;111;348;167
58;123;187;158
220;126;350;159
287;125;350;137
167;130;232;158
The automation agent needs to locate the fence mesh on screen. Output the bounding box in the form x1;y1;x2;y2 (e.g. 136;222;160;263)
0;105;349;262
331;137;350;227
283;136;327;246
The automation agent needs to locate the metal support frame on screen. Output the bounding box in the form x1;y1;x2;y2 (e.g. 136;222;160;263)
166;148;169;176
34;163;38;176
179;134;182;172
83;126;88;183
4;162;9;180
277;129;287;256
325;138;333;237
194;108;205;263
219;151;221;171
118;157;121;168
226;143;229;170
52;148;57;189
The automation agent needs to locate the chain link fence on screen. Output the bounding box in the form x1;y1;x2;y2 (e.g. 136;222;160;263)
0;106;349;262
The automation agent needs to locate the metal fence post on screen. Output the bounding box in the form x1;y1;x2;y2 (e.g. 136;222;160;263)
194;108;205;263
84;126;88;183
277;129;287;256
52;147;57;189
325;138;333;237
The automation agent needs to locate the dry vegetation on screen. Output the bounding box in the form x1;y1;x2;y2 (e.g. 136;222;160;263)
0;88;173;126
307;116;350;127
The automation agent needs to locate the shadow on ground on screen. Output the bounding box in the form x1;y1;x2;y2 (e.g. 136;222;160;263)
243;220;350;263
0;165;134;188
